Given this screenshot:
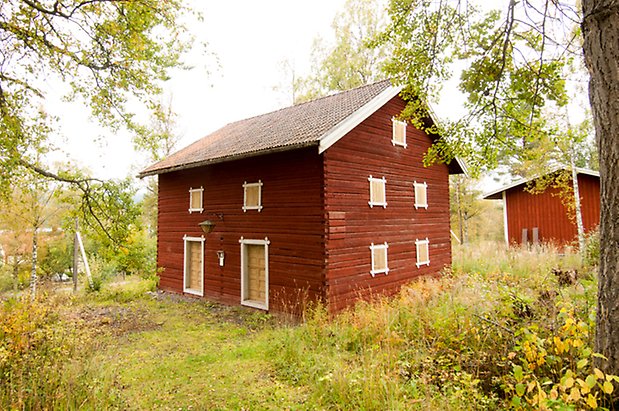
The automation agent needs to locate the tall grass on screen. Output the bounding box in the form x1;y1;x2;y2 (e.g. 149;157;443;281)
0;293;124;410
0;242;606;410
271;242;603;410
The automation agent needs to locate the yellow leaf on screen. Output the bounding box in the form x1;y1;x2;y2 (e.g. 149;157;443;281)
594;368;605;380
550;388;559;400
603;380;614;394
586;394;597;408
569;386;581;402
564;377;575;389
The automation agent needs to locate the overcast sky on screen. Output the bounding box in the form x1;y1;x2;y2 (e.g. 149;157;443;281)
51;0;348;180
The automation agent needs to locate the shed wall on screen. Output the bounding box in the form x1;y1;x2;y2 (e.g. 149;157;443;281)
323;96;452;311
505;173;600;245
157;147;325;313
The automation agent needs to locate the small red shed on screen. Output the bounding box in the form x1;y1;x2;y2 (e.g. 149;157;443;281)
140;80;465;313
483;168;600;246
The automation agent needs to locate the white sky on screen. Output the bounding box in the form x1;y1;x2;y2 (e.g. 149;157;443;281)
47;0;587;191
51;0;348;179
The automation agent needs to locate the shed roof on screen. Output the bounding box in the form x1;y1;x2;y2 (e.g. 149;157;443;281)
483;167;599;200
140;80;465;177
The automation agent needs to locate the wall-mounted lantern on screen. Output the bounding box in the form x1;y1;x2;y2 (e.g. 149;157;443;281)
198;213;224;234
217;250;225;267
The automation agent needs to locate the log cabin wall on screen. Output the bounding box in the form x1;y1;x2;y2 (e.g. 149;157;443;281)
505;173;601;245
323;95;452;311
157;147;326;313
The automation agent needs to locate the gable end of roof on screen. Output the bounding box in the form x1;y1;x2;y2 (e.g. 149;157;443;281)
317;85;402;154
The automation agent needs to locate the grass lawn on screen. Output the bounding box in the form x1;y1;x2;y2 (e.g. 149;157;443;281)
92;295;309;410
1;242;611;410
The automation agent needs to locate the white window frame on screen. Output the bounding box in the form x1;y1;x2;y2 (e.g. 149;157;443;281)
239;237;270;310
183;235;205;296
414;181;428;209
368;175;387;208
369;242;389;277
392;118;408;148
243;180;263;212
415;238;430;268
188;186;204;214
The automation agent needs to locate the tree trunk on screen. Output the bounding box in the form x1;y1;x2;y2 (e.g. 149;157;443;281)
581;0;619;377
570;158;585;252
30;229;38;300
12;263;18;293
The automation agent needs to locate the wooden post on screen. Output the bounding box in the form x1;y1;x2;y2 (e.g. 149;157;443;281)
73;218;78;292
76;232;93;287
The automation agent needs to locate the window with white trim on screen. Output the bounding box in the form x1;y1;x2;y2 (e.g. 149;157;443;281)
415;238;430;267
414;181;428;209
370;242;389;276
183;235;205;296
392;118;407;148
368;176;387;208
188;187;204;213
243;180;263;212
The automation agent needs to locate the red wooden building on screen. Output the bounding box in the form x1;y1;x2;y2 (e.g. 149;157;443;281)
140;80;465;312
483;168;600;246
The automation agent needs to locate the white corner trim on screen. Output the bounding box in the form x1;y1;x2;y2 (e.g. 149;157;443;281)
318;85;403;154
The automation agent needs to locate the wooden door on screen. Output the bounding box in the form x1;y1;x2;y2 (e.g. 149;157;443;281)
246;244;266;302
186;241;202;293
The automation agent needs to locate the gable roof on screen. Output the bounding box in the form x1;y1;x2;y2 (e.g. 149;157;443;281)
139;80;465;177
483;167;599;200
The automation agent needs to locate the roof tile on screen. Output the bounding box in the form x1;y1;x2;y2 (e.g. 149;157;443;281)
140;80;393;176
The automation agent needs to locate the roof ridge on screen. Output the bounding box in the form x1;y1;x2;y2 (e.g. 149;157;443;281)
139;79;397;177
221;79;393;128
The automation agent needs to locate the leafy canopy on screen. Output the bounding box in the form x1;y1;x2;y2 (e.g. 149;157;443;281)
0;0;191;189
378;0;583;174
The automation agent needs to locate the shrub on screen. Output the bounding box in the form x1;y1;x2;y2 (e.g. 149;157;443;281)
0;295;86;408
503;304;617;410
583;229;600;267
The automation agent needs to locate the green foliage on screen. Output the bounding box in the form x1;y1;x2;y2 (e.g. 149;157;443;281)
0;0;193;188
115;226;157;278
583;229;600;268
504;305;617;410
377;1;584;175
38;231;73;279
450;175;501;243
295;0;388;102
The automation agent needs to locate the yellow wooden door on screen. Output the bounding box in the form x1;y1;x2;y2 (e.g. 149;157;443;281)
246;244;266;302
188;241;202;291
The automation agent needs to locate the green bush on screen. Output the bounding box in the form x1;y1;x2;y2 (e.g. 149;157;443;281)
584;229;600;267
270;244;600;409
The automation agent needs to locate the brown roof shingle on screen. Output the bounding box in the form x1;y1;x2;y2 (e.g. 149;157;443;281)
139;80;394;177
